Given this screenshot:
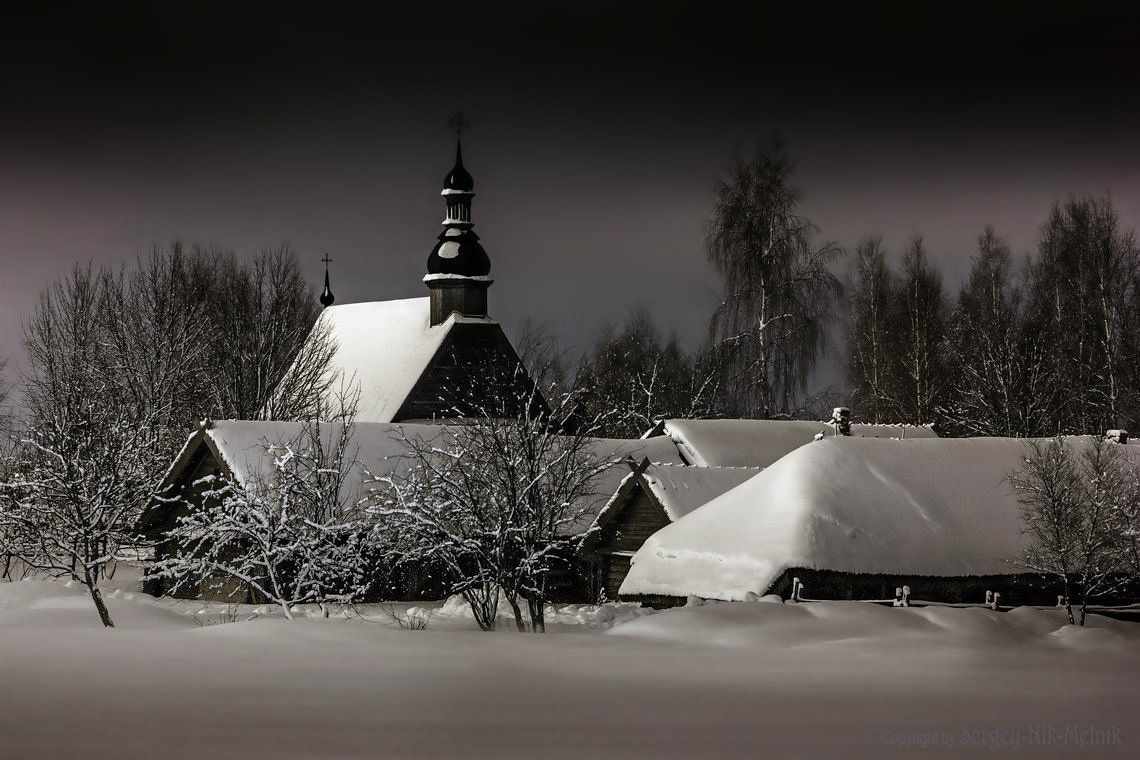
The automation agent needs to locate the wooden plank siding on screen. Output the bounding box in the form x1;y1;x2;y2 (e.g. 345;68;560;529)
393;322;540;423
594;483;671;601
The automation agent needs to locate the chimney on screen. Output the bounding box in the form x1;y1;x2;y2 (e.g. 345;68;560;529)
1106;429;1129;444
830;407;852;436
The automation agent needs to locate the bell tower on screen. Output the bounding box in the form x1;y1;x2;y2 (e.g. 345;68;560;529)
425;112;492;326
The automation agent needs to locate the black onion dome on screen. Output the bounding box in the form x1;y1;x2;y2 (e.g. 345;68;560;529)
427;228;491;276
443;140;474;192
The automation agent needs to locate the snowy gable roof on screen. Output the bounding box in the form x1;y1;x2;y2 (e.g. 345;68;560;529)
657;419;937;468
318;297;491;423
641;463;761;521
151;420;686;531
620;437;1056;601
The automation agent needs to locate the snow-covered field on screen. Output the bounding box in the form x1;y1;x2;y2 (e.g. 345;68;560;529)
2;572;1137;759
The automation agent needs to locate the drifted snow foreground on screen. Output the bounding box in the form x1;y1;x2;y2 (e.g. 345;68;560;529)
1;573;1137;759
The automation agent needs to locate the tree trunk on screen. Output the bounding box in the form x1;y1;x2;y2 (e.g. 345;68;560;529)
527;595;546;634
84;579;115;628
506;594;527;632
1062;580;1075;625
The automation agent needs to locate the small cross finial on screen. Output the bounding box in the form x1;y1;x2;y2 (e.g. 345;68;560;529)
322;254;333;268
447;111;472;136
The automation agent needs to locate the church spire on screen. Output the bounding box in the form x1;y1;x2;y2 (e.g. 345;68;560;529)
425;112;492;326
320;254;335;308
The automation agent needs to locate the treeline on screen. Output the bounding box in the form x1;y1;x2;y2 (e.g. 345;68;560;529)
570;145;1139;439
0;244;334;615
847;196;1139;437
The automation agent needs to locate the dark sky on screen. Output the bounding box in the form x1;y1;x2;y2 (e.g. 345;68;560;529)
2;6;1138;393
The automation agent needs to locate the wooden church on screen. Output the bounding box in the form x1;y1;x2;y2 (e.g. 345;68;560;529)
311;131;528;423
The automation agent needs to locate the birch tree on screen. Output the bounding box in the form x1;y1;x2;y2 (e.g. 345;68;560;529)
845;237;896;423
889;236;948;426
1009;437;1138;625
706;143;842;419
944;228;1057;437
1025;197;1139;433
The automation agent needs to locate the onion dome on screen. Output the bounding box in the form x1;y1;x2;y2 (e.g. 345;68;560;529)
426;138;491;277
443;140;474;193
319;254;335;307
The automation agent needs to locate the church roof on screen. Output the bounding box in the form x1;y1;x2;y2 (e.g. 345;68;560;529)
318;297;490;423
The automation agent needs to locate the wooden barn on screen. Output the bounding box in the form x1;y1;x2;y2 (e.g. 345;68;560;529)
139;420;685;601
583;459;759;601
619;436;1140;607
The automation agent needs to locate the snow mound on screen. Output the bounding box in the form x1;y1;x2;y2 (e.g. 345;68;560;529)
432;592;654;629
621;437;1053;600
0;578;197;630
609;599;1138;652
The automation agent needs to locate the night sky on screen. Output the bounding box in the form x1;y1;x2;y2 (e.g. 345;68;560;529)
2;6;1138;393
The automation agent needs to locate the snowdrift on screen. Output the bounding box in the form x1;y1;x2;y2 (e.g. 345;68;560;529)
620;437;1071;601
608;597;1140;652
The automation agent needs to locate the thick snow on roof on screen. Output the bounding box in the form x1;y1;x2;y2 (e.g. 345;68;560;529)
659;419;937;467
641;464;761;521
620;437;1062;601
205;420;443;491
184;420;685;529
318;298;488;423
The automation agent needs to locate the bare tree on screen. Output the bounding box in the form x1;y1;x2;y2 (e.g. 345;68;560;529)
371;355;621;632
889;236;948;426
944;228;1058;437
1009;437;1137;625
706;141;843;419
844;237;896;423
577;310;722;437
203;245;335;420
148;391;370;618
1025;196;1139;433
0;404;159;627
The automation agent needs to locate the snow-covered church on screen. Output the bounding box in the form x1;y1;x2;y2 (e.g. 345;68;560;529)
312;137;527;423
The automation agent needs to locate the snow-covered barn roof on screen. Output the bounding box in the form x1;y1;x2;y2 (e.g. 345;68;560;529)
316;297;495;423
618;436;1078;601
650;418;938;468
642;463;762;521
598;463;762;527
147;419;687;533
